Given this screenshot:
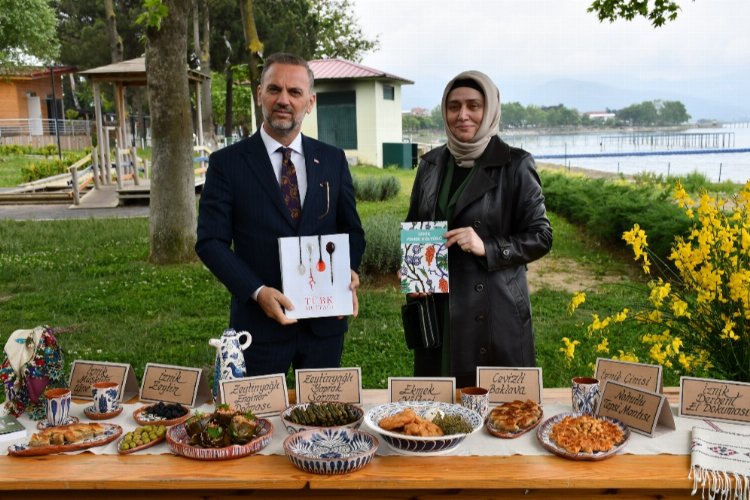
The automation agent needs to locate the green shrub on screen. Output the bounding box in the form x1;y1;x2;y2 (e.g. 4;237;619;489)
0;145;34;155
20;158;68;182
540;171;691;262
361;211;402;277
19;152;87;183
353;175;400;202
39;144;58;157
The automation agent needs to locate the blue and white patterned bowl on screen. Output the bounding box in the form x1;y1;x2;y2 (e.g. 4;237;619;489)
283;427;379;475
364;401;483;456
280;403;364;435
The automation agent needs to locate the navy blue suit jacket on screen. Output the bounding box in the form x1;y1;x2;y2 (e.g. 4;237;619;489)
196;131;365;345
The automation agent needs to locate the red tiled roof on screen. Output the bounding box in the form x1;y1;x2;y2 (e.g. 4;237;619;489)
309;59;413;84
0;66;76;79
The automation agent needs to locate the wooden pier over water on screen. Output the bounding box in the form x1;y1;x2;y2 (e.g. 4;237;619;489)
599;131;735;150
535;147;750;160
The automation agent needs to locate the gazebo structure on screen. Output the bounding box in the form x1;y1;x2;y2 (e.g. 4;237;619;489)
79;57;210;194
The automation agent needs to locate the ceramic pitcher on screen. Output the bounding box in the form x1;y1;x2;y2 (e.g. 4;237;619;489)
209;329;252;400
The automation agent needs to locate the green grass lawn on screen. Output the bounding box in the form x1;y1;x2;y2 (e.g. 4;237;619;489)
0;163;662;399
0;154;31;187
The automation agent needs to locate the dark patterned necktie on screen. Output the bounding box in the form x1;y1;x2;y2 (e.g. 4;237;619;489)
279;147;301;223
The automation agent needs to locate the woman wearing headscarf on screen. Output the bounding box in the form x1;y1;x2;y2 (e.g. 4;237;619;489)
404;70;553;388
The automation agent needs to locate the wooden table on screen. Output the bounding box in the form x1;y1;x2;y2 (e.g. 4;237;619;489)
0;388;696;499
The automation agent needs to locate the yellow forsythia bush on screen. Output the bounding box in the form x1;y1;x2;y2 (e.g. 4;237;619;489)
565;180;750;381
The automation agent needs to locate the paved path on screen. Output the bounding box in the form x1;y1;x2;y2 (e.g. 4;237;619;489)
0;163;613;222
0;203;150;221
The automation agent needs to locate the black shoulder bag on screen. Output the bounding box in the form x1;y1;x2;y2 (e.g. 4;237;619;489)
401;295;442;350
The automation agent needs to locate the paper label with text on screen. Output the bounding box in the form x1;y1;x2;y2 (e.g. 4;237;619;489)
388;377;455;404
295;367;362;404
68;360;138;401
595;358;663;393
220;374;288;417
140;363;205;407
598;380;674;436
477;367;543;404
680;376;750;424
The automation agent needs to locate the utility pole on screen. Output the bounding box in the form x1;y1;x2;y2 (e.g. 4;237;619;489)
49;67;62;159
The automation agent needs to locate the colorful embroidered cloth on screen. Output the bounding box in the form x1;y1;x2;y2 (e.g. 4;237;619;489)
691;426;750;500
0;326;65;419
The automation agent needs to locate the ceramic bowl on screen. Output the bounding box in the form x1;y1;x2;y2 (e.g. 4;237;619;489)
364;401;483;455
166;418;273;460
133;403;191;427
280;403;365;435
283;427;379;475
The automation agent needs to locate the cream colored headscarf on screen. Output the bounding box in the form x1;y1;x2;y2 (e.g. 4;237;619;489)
441;70;501;167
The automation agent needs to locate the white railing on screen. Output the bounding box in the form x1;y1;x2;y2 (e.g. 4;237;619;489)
0;118;93;137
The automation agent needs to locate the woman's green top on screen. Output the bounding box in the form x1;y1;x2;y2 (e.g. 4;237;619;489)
434;155;476;375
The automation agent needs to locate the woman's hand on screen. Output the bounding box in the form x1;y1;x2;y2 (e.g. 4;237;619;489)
444;227;485;256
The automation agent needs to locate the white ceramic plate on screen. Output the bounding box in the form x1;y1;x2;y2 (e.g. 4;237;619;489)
364;401;482;456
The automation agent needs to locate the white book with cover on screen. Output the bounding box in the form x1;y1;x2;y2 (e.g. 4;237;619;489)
0;414;27;442
279;233;353;319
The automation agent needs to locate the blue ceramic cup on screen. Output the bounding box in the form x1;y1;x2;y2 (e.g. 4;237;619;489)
460;386;490;419
44;387;72;426
91;381;120;414
571;377;600;414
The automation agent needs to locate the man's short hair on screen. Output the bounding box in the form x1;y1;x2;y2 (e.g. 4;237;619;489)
260;53;315;90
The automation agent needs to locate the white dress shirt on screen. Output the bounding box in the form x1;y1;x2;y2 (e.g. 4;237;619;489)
253;128;308;301
259;126;307;206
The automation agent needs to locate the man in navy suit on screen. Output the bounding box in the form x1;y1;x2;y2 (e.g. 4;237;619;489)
196;53;365;377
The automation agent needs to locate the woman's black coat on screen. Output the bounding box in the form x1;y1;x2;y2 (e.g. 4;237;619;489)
406;135;553;384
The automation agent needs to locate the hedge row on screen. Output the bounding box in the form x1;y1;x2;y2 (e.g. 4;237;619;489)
353;175;400;202
539;171;692;263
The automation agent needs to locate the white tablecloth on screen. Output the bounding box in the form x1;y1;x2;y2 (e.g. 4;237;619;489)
3;398;749;457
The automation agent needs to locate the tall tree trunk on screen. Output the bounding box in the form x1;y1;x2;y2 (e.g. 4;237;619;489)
68;74;81;114
104;0;125;144
225;67;233;141
198;0;216;147
145;0;196;264
239;0;263;131
103;0;124;63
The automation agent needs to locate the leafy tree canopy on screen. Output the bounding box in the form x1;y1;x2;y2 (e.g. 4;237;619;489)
404;99;691;130
618;99;690;126
0;0;59;67
56;0;146;70
310;0;378;62
587;0;689;27
208;0;378;70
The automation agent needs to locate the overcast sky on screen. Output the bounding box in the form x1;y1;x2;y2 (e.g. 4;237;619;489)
352;0;750;112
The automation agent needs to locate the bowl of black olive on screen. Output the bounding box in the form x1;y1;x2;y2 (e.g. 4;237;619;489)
133;401;191;427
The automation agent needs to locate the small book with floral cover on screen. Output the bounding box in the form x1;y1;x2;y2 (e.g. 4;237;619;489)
400;221;449;294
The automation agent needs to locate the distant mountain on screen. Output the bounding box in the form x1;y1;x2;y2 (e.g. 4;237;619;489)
502;77;750;123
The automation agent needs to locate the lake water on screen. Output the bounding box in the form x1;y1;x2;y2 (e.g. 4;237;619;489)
503;125;750;184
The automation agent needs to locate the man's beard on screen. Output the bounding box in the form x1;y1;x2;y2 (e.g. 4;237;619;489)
263;106;301;136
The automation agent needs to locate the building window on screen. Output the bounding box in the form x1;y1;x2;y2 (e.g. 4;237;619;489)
383;85;395;101
316;91;357;149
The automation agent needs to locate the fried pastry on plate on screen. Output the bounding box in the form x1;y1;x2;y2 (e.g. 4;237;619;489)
488;399;543;434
